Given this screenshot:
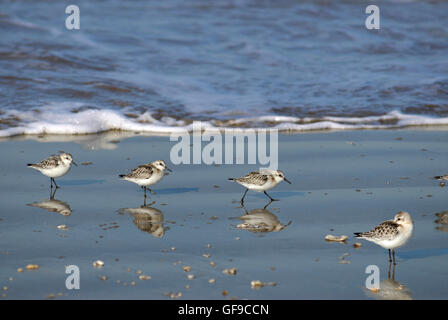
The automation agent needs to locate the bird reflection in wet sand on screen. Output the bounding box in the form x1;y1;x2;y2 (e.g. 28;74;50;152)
236;202;291;233
435;211;448;232
27;188;72;216
365;261;412;300
118;201;166;238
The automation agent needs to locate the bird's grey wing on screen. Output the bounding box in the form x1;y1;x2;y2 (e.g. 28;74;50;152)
126;165;154;179
363;221;399;240
236;171;269;185
37;155;60;168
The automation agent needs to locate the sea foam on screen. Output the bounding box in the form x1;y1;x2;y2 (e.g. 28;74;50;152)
1;104;448;138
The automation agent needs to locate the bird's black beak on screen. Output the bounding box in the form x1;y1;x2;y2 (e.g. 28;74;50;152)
284;177;291;184
72;161;78;167
165;166;172;172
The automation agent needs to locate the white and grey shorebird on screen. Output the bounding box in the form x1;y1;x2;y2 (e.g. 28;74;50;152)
228;169;291;204
119;160;171;199
354;211;414;264
27;152;77;189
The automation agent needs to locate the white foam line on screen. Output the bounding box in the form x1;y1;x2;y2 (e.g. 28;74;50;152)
1;106;448;137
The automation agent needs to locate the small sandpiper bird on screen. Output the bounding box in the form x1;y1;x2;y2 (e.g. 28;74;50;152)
119;160;171;199
433;174;448;181
354;211;414;264
27;152;77;189
229;169;291;204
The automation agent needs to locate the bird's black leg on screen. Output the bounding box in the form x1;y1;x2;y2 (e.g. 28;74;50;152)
52;178;60;189
392;249;396;266
143;186;147;200
392;262;396;280
264;191;278;202
388;259;392;279
240;189;249;204
50;186;57;200
388;249;392;263
263;199;274;210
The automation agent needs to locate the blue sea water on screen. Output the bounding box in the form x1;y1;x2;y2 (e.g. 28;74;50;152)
0;0;448;135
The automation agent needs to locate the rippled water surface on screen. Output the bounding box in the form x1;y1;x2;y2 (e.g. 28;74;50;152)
1;0;448;135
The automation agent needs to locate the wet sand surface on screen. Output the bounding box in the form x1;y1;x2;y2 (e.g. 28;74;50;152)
0;129;448;299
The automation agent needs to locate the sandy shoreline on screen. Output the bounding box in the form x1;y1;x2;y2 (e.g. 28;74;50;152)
0;129;447;299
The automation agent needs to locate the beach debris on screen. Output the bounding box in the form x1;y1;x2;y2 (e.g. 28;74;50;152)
206;244;212;248
209;261;216;267
25;264;39;270
2;286;7;291
187;274;195;280
251;280;263;289
367;287;380;293
47;293;55;299
251;280;277;289
325;234;348;243
139;275;151;280
57;224;67;230
185;285;190;289
222;290;228;296
222;268;237;275
136;270;142;275
234;237;240;240
208;278;216;284
203;253;211;258
17;268;24;273
353;242;362;249
131;281;136;287
81;162;93;166
169;292;182;299
170;247;176;252
183;266;192;272
100;276;107;281
93;260;104;268
440;182;445;187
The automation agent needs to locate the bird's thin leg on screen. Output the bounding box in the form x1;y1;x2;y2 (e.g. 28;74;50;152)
264;191;278;202
50;187;57;200
392;249;396;266
264;199;274;210
240;202;249;214
392;262;396;280
52;178;60;189
50;178;53;190
143;186;147;200
388;259;392;279
388;249;392;263
240;189;249;204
